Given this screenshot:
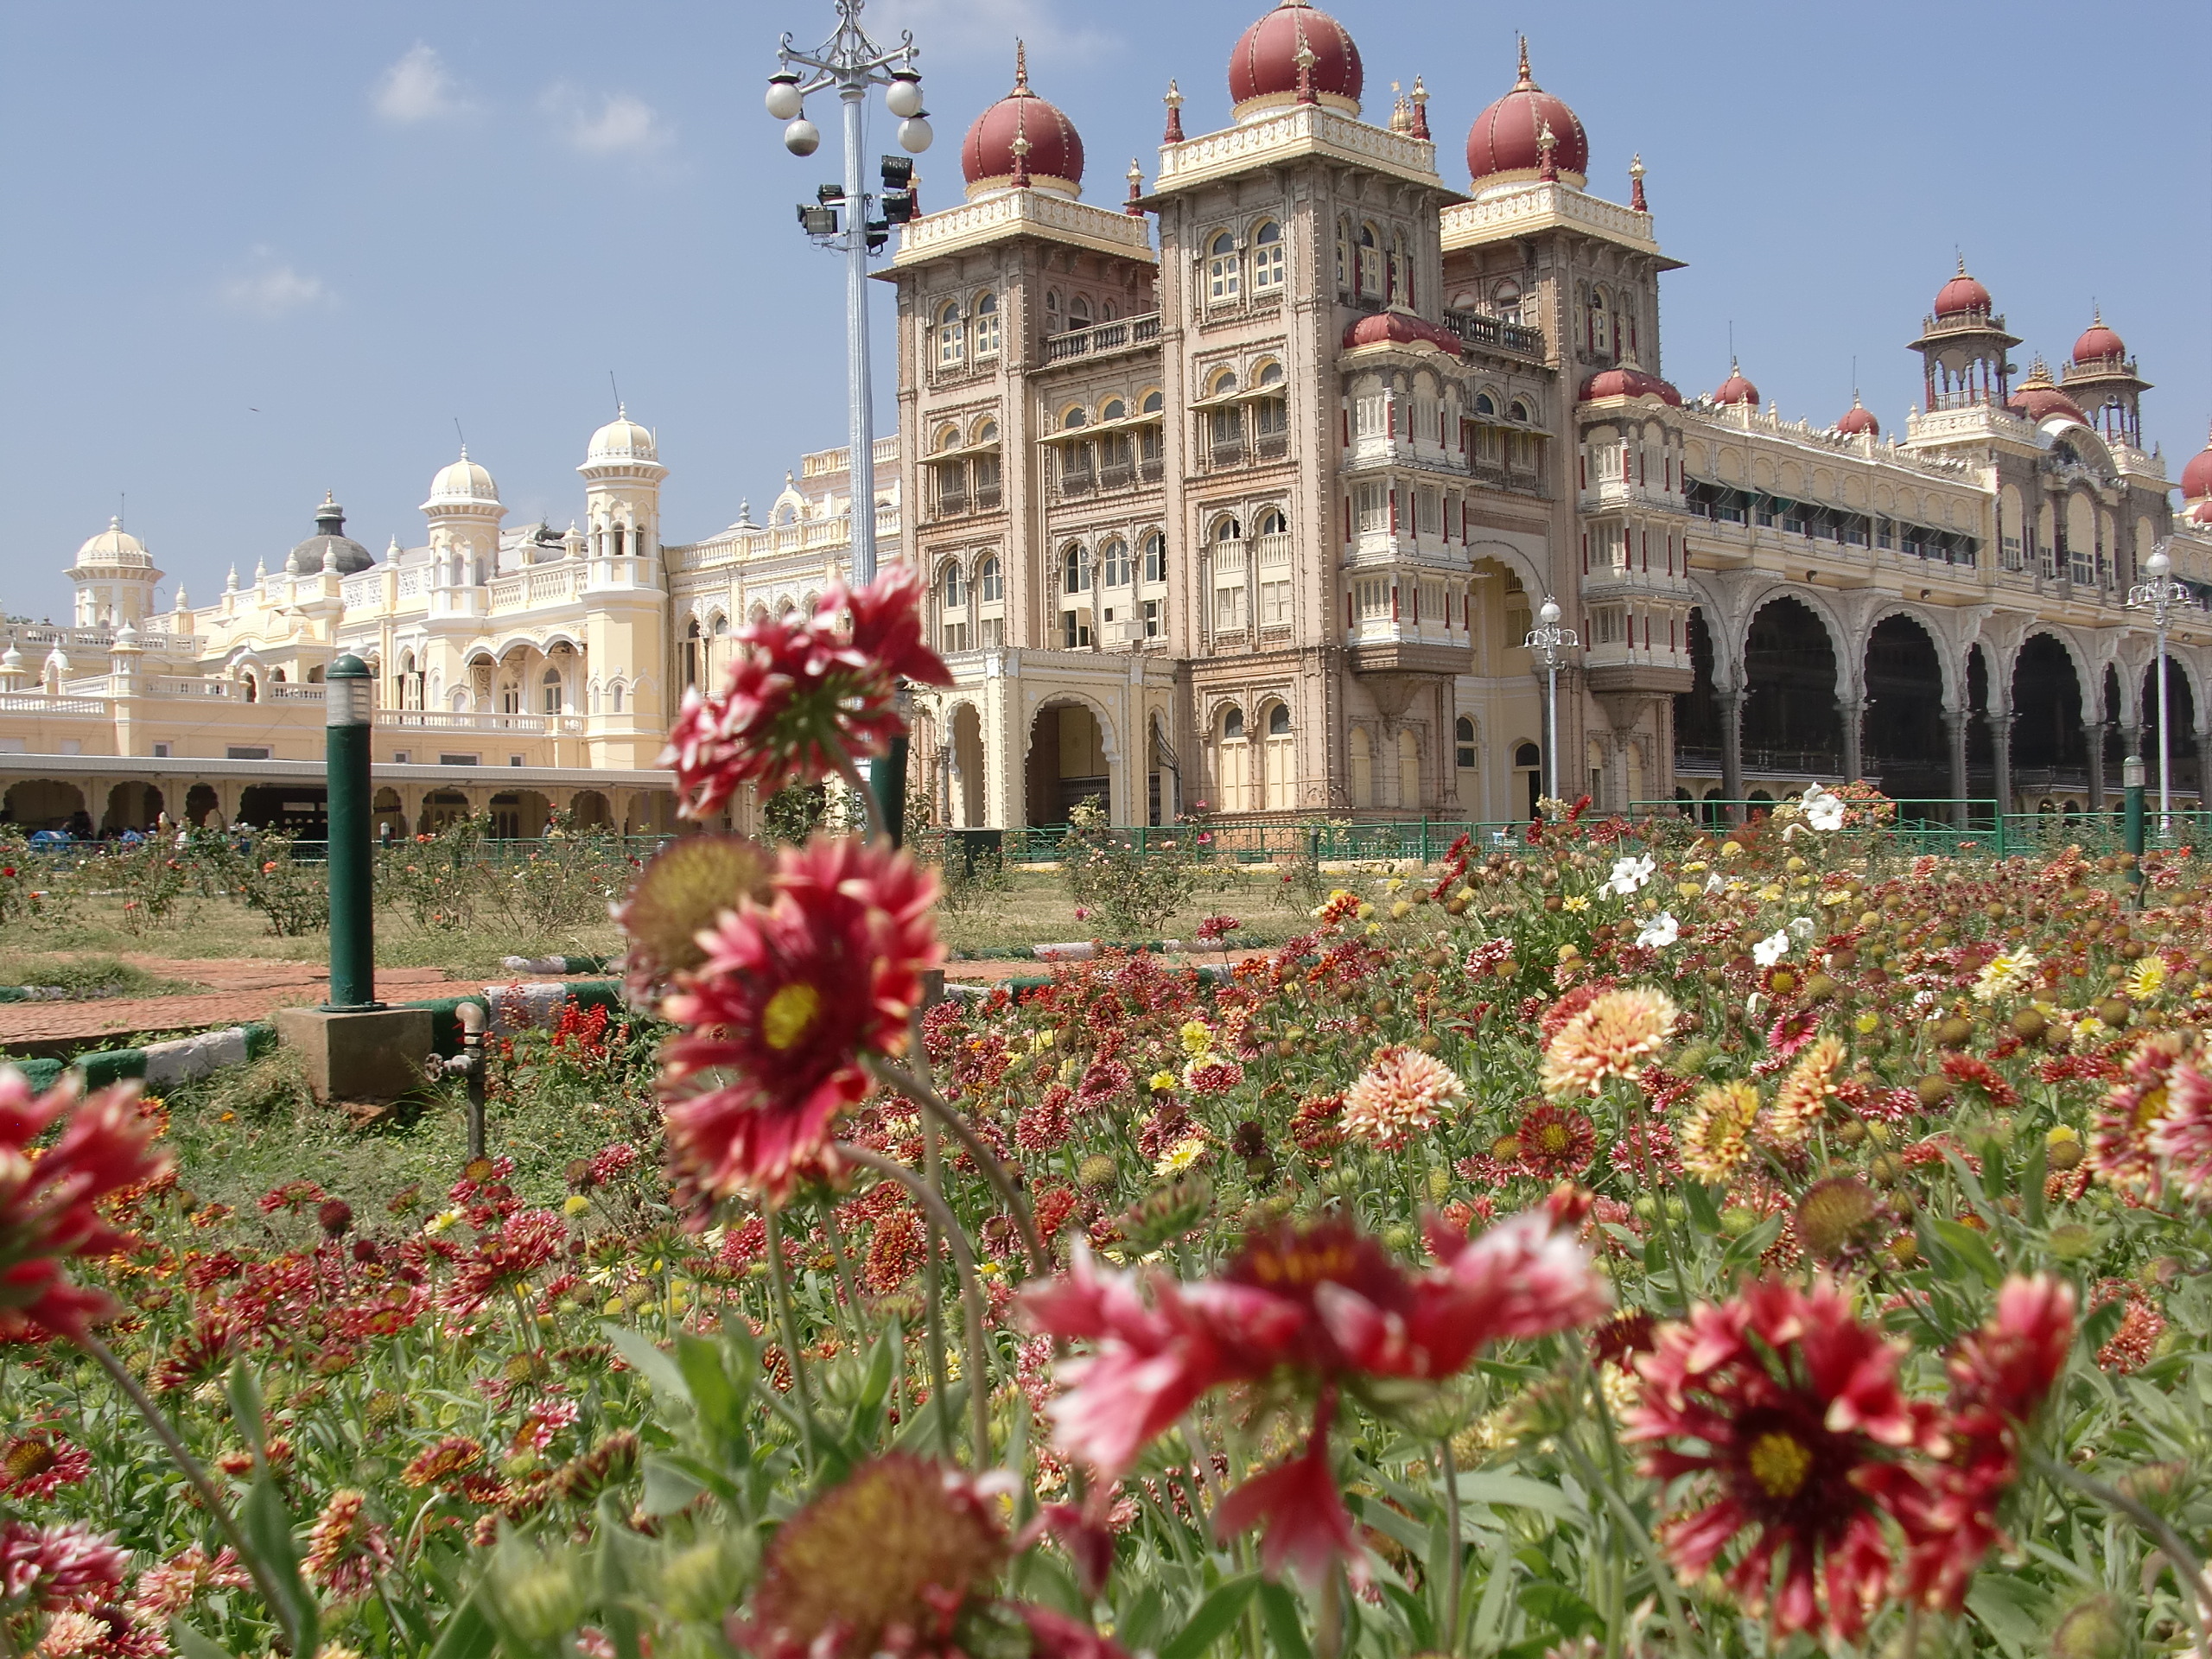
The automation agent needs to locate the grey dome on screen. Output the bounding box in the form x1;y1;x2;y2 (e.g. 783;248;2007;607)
287;492;374;576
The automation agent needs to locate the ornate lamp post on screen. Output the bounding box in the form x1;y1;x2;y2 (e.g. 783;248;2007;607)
2126;540;2190;839
1525;597;1579;807
769;2;931;839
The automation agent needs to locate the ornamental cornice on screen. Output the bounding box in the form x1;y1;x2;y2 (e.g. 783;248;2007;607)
893;189;1155;269
1440;182;1677;266
1150;105;1450;199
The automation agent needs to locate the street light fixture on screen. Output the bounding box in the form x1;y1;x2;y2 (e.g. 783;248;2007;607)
769;0;929;840
1524;596;1579;809
2126;539;2192;840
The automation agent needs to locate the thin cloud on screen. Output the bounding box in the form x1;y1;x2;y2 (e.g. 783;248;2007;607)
373;43;473;124
873;0;1114;63
542;86;673;156
221;259;334;317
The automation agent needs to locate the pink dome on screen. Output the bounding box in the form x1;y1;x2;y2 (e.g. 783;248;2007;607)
1711;360;1758;406
961;46;1084;199
1580;364;1681;406
2186;497;2212;527
1466;39;1587;187
2182;426;2212;502
2072;313;2126;365
1227;0;1363;119
1933;257;1994;318
2006;362;2086;425
1342;311;1464;354
1834;397;1879;437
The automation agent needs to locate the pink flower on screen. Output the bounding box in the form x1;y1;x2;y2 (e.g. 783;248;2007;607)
0;1521;128;1611
1209;1399;1362;1582
662;566;952;818
2147;1053;2212;1197
658;837;942;1201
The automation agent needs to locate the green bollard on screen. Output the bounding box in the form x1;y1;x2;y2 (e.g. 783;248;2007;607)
2123;754;2146;906
322;654;378;1010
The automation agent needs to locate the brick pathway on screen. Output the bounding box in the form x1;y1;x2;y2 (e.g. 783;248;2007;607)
4;962;489;1050
941;946;1267;985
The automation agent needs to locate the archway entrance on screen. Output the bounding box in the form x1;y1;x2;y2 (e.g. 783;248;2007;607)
239;785;327;838
1673;608;1721;774
372;788;407;842
950;704;985;828
1742;597;1840;774
1026;702;1109;826
570;790;613;830
3;779;86;832
420;790;471;834
1862;614;1946;799
101;782;164;836
184;784;220;828
489;791;550;838
2011;635;2087;804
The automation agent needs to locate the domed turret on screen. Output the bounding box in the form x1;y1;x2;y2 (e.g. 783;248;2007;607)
2072;309;2126;366
1466;39;1587;192
2182;423;2212;504
1834;395;1879;438
74;518;154;569
1227;0;1363;122
426;448;500;507
1580;361;1681;406
1933;256;1993;319
1711;359;1758;406
961;43;1084;200
287;492;374;576
67;517;164;627
2006;359;2087;425
588;407;658;463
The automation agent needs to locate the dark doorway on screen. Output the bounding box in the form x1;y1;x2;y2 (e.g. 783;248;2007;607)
1862;613;1946;800
1742;596;1840;772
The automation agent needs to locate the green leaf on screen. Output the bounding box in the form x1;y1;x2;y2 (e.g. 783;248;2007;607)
1929;1217;2005;1287
225;1362;266;1464
423;1589;498;1659
2081;1296;2127;1358
640;1454;709;1517
168;1622;234;1659
1521;1583;1603;1642
675;1332;744;1450
1965;1571;2050;1659
240;1474;318;1659
1722;1216;1783;1274
602;1323;691;1404
1255;1581;1313;1659
1681;1181;1722;1236
1158;1574;1261;1659
1455;1471;1580;1523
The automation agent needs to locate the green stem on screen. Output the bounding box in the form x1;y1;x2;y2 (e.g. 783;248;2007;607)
919;1115;956;1453
1315;1566;1344;1659
75;1332;304;1655
760;1205;817;1473
836;1143;994;1467
871;1039;1051;1278
820;1198;866;1347
1556;1427;1705;1659
1438;1434;1465;1656
2031;1450;2212;1655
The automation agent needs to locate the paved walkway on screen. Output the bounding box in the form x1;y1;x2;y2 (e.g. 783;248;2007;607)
3;959;474;1050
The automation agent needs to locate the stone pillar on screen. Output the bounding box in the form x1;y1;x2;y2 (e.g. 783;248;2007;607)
1989;712;2014;821
1718;687;1745;823
1943;709;1968;828
2087;721;2108;814
1840;697;1866;785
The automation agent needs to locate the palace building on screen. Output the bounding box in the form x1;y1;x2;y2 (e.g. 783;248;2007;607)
6;1;2211;837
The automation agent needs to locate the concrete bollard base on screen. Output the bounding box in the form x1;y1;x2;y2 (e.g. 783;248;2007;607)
274;1006;435;1105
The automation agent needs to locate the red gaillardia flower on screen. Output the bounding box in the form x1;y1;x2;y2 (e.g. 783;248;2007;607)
1625;1277;1944;1642
1022;1198;1608;1581
1;1069;172;1342
662;565;952;819
658;837;942;1202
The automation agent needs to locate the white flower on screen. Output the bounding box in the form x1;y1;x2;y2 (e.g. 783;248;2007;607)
1788;915;1815;939
1603;854;1656;897
1704;872;1725;893
1974;950;2039;1001
1636;911;1681;949
1802;784;1846;832
1752;930;1791;968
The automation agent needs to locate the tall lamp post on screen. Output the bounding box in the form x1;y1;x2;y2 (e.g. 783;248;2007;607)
322;653;376;1011
2126;540;2189;840
767;1;931;841
1525;597;1579;808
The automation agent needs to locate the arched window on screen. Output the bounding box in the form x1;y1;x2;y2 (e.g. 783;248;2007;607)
1141;389;1163;415
942;559;968;608
1101;538;1132;588
543;668;564;715
1268;703;1291;736
1510;399;1533;423
1254;507;1286;537
1456;715;1477;769
1207;368;1238;398
1207;231;1240;303
1061;406;1087;430
976;417;999;444
978;555;1003;602
1252;220;1283;292
974;292;1001;357
1256;359;1284;386
1357;224;1380;297
1214;516;1243;543
1069;294;1091;327
1514;741;1541;768
1063;544;1093;594
1045;289;1061;332
1102;397;1127;423
1141;530;1166;584
1389;232;1410;306
1473;392;1497;416
938;300;963;367
1221;705;1244;741
934;424;961;453
1492;278;1522;321
1397;729;1421;807
683;618;702;689
609;681;625;714
1336;218;1351;292
1589;289;1611;357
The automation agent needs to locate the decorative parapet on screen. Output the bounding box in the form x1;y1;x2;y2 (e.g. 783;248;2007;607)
1440;181;1673;263
895;188;1154;268
1153;105;1446;197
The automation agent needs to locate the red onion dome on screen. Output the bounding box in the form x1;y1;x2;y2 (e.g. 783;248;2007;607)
2187;496;2212;528
1466;38;1588;189
2006;360;2085;425
1933;256;1993;318
961;44;1084;200
2071;311;2126;365
2182;424;2212;502
1342;310;1465;355
1580;363;1681;406
1834;395;1879;438
1711;359;1758;406
1228;0;1363;122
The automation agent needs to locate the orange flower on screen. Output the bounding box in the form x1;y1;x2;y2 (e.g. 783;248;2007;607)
1766;1035;1847;1147
1341;1046;1465;1149
1540;987;1677;1098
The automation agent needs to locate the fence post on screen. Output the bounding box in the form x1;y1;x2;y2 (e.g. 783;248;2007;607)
1419;818;1430;865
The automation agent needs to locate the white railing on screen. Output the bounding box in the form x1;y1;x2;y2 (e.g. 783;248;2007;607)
146;677;234;698
1158;104;1440;194
269;683;324;702
376;710;585;734
0;692;106;715
1254;532;1293;569
397;569;426;599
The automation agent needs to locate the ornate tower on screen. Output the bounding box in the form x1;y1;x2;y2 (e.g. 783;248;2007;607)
2058;310;2151;449
420;448;505;600
578;409;667;578
68;519;162;628
1909;258;2019;411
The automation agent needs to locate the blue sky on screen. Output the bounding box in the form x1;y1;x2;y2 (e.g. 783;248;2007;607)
3;0;2207;620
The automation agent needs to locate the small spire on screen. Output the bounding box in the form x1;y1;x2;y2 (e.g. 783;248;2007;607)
1956;251;1968;276
1125;157;1145;215
1162;79;1185;143
1516;35;1534;88
1629;152;1648;213
1013;39;1028;92
1408;75;1430;141
1294;25;1317;105
1536;118;1559;182
1389;79;1408;135
108;515;120;531
1010;130;1031;189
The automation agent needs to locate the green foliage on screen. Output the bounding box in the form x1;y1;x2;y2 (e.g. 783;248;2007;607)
184;824;329;936
1062;800;1208;936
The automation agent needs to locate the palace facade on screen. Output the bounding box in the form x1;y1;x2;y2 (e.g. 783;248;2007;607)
7;0;2212;838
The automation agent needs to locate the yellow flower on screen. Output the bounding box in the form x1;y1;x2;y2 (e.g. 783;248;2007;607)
423;1209;463;1236
1683;861;1709;874
1179;1020;1214;1056
1675;881;1702;900
1561;894;1590;913
1153;1135;1208;1176
1389;899;1414;919
1765;1035;1846;1147
1974;950;2038;1002
2045;1124;2081;1150
2126;957;2167;1003
1854;1010;1881;1034
1147;1071;1179;1092
563;1194;591;1217
1540;986;1677;1098
1680;1080;1759;1181
1721;841;1744;859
